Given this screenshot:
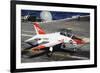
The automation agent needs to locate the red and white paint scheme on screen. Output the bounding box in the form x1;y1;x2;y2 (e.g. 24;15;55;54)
25;22;86;52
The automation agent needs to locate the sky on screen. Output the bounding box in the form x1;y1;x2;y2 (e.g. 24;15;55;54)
21;10;89;20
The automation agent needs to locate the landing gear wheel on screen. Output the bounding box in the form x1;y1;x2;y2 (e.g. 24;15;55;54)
46;47;54;57
47;52;53;57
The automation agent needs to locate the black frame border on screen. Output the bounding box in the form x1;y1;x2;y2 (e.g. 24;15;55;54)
10;1;97;73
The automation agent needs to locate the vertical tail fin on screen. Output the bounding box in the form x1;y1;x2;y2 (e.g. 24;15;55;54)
33;22;46;35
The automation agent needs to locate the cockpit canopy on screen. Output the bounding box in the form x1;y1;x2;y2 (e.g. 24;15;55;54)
60;29;73;37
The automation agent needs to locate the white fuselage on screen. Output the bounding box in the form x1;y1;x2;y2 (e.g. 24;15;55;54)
25;32;75;48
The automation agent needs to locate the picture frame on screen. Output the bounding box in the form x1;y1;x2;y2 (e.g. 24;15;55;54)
11;1;97;72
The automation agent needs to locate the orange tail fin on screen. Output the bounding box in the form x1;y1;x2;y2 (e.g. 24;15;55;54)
33;22;46;35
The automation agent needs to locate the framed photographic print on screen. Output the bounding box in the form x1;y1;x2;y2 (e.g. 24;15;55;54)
11;1;97;72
